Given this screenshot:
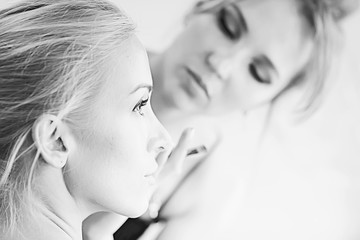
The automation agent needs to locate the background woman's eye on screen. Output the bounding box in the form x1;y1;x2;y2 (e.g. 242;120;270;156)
133;98;149;116
249;63;271;84
217;5;241;40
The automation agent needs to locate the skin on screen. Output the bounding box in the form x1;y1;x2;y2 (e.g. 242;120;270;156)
151;0;314;114
82;128;195;240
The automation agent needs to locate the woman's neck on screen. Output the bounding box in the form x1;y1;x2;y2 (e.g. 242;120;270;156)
28;166;84;240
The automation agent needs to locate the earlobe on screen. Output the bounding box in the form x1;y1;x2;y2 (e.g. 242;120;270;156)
32;114;70;169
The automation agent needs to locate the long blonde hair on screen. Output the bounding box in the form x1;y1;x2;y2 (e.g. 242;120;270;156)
0;0;135;234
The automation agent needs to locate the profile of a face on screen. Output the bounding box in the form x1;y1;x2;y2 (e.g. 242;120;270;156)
161;0;314;113
64;36;171;218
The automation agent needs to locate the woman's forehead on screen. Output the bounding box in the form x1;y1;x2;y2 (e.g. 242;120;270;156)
98;36;151;96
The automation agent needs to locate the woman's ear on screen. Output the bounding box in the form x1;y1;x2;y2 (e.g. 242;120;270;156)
32;114;71;169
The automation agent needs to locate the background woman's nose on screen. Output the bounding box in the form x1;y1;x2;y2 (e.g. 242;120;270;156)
205;52;233;81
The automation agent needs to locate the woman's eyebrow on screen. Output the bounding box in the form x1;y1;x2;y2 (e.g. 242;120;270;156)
130;84;153;94
231;3;248;34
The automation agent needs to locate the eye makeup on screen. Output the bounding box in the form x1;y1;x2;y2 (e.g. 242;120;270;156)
217;3;248;40
249;56;278;85
132;96;149;116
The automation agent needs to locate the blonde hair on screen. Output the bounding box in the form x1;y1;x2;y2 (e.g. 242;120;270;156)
0;0;135;235
190;0;357;114
285;0;357;113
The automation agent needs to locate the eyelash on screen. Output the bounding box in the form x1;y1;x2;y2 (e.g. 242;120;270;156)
217;5;241;40
133;97;149;116
249;63;271;84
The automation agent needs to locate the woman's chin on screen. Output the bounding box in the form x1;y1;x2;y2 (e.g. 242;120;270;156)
124;202;149;218
113;198;149;218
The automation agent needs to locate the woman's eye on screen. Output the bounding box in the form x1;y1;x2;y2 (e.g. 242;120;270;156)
249;63;271;84
133;97;149;116
217;5;242;40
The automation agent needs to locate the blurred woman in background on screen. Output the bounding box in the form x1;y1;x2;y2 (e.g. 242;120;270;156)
113;0;359;239
146;0;359;239
80;0;355;239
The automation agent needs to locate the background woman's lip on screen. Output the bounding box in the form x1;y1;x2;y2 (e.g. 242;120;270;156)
185;67;210;99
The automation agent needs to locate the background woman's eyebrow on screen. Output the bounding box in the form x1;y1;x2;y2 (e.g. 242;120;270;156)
130;84;153;94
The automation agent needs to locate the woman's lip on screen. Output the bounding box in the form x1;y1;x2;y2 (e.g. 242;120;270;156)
185;67;210;100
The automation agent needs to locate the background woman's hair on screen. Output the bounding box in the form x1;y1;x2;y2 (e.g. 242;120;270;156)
0;0;135;235
190;0;358;115
285;0;358;115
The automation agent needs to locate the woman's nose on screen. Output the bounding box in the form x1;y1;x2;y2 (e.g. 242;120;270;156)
147;115;173;156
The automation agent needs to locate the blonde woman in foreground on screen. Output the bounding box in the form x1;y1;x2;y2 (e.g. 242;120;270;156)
0;0;196;239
